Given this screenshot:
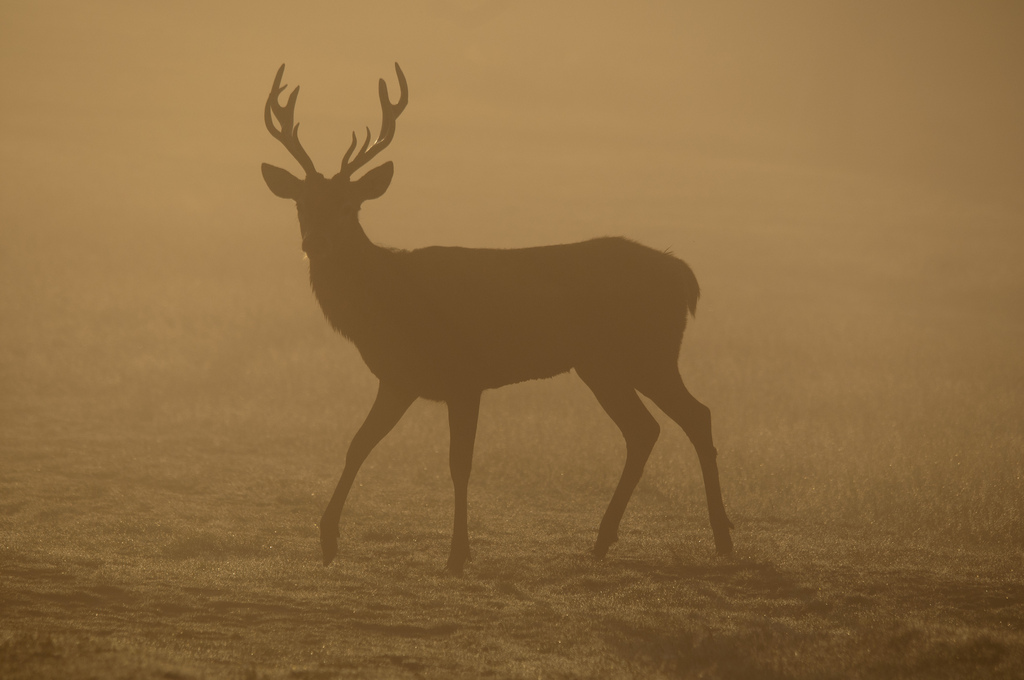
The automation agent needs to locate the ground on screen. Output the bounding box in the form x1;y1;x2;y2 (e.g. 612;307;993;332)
1;166;1021;678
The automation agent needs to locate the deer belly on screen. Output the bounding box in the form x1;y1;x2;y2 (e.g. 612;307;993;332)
353;320;576;397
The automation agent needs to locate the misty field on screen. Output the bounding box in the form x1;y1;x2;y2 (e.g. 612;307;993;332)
1;161;1021;679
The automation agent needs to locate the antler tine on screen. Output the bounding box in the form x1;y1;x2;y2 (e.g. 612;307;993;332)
265;64;318;177
340;63;408;177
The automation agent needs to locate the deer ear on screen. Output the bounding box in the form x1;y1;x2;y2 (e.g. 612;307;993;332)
353;162;394;201
262;163;304;199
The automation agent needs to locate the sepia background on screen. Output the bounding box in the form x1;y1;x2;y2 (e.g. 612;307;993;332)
2;1;1022;678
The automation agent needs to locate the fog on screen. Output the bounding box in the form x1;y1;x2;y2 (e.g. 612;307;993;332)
2;2;1022;677
4;2;1022;248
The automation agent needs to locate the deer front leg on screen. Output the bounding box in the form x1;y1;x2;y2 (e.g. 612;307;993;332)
445;392;481;574
320;381;416;566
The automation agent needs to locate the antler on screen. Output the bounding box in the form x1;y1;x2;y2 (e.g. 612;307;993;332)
265;64;318;177
339;63;408;178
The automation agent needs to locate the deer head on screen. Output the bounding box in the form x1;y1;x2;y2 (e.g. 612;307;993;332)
261;63;408;255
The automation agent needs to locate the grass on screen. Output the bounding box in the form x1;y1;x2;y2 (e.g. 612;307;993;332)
1;164;1022;678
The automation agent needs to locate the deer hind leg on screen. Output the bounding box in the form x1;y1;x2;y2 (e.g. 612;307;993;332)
639;367;733;555
578;368;661;559
446;392;481;574
320;381;416;567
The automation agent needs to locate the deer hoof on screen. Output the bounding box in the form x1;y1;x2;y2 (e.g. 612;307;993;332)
592;537;617;559
445;545;471;574
713;528;734;556
320;525;339;567
593;526;619;559
445;556;467;575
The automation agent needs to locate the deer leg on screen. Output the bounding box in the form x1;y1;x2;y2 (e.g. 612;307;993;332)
578;370;660;559
639;369;733;555
445;392;481;574
320;381;416;566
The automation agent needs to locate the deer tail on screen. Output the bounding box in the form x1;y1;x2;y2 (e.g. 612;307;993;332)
680;260;700;318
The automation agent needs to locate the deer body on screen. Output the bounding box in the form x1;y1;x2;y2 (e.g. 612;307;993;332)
311;236;697;399
262;64;733;572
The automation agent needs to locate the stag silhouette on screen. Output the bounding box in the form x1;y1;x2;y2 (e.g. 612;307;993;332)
261;63;733;572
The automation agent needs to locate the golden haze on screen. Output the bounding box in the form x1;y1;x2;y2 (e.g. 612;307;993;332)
1;2;1022;678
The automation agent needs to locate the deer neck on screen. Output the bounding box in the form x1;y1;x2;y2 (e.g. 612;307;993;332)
306;215;388;339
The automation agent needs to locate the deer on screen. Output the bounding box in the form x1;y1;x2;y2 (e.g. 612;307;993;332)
261;63;733;573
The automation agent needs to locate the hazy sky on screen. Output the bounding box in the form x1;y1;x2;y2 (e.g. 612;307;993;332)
2;1;1022;251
